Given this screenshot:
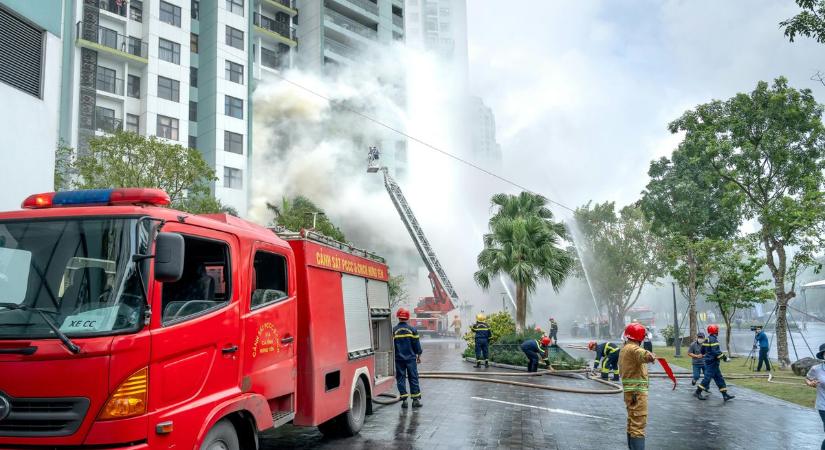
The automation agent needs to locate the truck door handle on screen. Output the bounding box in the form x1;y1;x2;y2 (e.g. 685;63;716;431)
281;336;294;344
222;345;239;354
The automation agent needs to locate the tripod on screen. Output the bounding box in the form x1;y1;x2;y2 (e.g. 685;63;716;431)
742;304;778;371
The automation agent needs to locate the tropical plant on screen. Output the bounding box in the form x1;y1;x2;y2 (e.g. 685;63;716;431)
388;275;409;309
462;310;516;350
780;0;825;43
267;196;347;242
474;192;575;331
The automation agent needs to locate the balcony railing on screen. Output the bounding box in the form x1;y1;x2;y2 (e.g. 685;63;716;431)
253;13;297;41
324;38;358;58
95;115;123;133
96;76;124;95
270;0;293;8
392;14;403;27
325;8;377;39
98;0;127;17
336;0;378;15
261;47;286;70
76;22;149;59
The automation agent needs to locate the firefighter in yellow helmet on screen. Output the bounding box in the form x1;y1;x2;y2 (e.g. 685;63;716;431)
620;322;656;449
470;313;492;368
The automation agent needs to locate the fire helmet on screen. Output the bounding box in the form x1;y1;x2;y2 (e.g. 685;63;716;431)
476;313;486;321
587;340;597;351
396;308;410;321
541;336;551;346
707;324;720;335
550;317;555;321
623;322;646;342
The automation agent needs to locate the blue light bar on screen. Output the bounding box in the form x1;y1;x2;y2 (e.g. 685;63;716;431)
52;189;114;206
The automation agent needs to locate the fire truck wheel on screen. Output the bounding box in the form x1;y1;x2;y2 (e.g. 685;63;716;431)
200;419;240;450
318;377;367;438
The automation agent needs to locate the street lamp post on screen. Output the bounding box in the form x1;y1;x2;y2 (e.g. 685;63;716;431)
673;281;681;357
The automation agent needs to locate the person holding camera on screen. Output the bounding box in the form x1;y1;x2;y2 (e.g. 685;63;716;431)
687;332;706;385
754;325;771;372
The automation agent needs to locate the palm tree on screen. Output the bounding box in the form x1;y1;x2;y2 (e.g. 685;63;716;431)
474;192;574;330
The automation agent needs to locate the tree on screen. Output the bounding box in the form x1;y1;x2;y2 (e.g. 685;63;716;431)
65;131;232;214
669;77;825;367
780;0;825;43
704;241;774;353
267;196;347;242
388;274;409;309
474;192;574;331
573;202;665;336
640;150;740;342
54;140;74;191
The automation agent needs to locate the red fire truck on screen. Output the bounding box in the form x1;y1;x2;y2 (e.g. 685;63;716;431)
0;188;395;449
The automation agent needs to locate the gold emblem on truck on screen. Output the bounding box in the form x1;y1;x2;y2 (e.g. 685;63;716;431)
252;322;281;358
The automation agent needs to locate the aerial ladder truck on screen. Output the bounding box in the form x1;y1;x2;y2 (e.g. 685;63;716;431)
367;147;462;335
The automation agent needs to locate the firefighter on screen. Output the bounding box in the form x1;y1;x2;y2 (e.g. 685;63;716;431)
619;322;656;450
470;313;492;368
694;324;735;402
521;336;551;372
588;340;621;381
450;314;462;337
549;317;559;342
394;308;423;408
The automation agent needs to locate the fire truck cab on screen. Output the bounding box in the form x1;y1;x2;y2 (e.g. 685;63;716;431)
0;188;395;449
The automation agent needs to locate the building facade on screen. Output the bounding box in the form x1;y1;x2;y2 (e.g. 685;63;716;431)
57;0;296;216
0;1;64;211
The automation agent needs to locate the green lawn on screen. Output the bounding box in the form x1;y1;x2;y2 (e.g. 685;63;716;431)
654;347;815;408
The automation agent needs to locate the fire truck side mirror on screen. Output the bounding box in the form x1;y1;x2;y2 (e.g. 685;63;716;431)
154;232;185;283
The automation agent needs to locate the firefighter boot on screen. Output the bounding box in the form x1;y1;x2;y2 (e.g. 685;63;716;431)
484;360;489;368
693;387;706;400
722;392;736;402
400;399;408;409
475;361;481;368
412;398;422;408
628;436;645;450
612;373;620;382
601;373;609;380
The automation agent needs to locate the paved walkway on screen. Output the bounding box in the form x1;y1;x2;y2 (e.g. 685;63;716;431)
260;339;822;449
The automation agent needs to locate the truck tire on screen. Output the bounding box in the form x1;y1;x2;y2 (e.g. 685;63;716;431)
200;419;240;450
318;377;367;438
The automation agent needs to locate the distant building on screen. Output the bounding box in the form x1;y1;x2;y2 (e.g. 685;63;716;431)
405;0;469;89
0;1;63;211
468;95;502;163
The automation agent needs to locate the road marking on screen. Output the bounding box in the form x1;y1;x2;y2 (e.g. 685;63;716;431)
471;397;606;419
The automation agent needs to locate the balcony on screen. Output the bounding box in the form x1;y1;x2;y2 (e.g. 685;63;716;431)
260;47;287;70
262;0;297;16
325;7;377;39
76;22;149;64
95;115;123;133
96;76;124;96
392;14;403;28
253;13;297;47
98;0;127;17
324;38;358;60
333;0;378;16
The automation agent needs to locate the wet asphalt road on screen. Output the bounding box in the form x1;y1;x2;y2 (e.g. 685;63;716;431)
260;338;822;449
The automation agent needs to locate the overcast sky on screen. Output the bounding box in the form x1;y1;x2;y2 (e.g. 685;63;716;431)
465;0;825;213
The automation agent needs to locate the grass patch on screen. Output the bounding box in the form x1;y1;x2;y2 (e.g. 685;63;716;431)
654;346;814;408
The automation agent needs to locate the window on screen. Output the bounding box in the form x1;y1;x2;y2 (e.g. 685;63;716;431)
224;131;243;154
188;135;197;149
128;36;144;57
159;38;180;64
127;75;140;98
191;0;199;19
224;95;243;119
190;33;198;53
226;0;244;15
157;76;180;102
95;66;117;94
251;251;288;309
159;1;182;27
157;115;179;140
225;61;243;84
130;0;143;22
189;101;198;121
224;167;243;189
190;66;198;87
0;6;44;97
161;235;231;324
99;26;118;49
126;113;140;133
95;106;119;133
225;26;244;50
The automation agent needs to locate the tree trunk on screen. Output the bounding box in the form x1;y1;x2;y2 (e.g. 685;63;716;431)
687;248;698;342
610;305;624;339
515;283;527;332
763;234;794;368
723;316;732;355
774;299;791;367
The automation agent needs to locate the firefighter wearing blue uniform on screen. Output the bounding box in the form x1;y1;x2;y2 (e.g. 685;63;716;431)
694;324;735;402
471;313;492;368
521;336;551;372
588;340;621;381
394;308;423;408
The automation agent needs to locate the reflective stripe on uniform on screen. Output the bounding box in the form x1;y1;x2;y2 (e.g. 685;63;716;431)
394;333;420;339
622;378;648;392
410;393;422;398
702;343;719;347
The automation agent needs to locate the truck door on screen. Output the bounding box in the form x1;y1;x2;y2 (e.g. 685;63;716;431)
148;228;242;435
242;244;297;409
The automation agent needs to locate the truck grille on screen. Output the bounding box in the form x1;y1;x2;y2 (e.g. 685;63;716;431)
0;393;90;437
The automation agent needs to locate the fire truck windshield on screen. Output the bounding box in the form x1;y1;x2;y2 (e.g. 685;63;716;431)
0;218;147;339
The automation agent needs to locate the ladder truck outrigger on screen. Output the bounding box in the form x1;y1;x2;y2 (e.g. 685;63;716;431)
367;147;463;336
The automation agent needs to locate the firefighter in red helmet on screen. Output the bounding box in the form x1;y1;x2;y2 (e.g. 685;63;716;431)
521;335;552;372
394;308;423;408
619;322;655;450
695;324;735;402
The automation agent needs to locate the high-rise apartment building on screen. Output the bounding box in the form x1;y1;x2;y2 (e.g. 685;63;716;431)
405;0;468;88
59;0;297;216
